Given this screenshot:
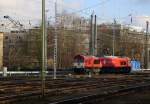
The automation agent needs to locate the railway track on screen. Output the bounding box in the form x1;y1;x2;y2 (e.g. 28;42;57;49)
51;83;150;104
0;75;147;94
0;73;150;103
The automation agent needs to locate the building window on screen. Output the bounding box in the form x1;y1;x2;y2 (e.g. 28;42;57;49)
9;40;12;43
9;45;14;48
5;36;8;39
17;36;21;39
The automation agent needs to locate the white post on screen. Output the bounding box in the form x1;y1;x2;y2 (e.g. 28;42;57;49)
3;67;7;77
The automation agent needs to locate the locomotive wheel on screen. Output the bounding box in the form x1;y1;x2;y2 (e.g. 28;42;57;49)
74;68;86;74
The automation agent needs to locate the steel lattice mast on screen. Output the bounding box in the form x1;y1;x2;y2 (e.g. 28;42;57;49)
54;1;58;79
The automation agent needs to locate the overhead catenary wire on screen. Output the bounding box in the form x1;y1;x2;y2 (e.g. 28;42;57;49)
1;0;146;29
47;0;112;21
48;0;111;14
47;0;145;25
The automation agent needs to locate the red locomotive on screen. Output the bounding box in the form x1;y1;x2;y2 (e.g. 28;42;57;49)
73;55;131;74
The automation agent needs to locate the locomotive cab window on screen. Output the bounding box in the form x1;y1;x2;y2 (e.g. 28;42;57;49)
79;58;84;63
74;56;84;63
94;60;100;64
74;58;84;63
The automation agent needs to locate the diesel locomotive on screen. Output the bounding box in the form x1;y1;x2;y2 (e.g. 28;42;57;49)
73;55;131;74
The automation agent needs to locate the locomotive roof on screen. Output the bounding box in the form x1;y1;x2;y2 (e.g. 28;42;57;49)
102;56;130;59
103;56;118;58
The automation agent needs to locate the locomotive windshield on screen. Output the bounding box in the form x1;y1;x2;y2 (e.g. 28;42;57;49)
74;55;85;63
74;58;84;63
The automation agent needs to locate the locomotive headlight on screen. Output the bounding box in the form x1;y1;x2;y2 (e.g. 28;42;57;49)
73;62;77;66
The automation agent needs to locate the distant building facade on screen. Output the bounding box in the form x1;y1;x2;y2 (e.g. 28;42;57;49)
0;23;150;70
0;32;3;69
3;31;27;70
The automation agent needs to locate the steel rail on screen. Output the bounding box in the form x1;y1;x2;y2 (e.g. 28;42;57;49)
51;83;150;104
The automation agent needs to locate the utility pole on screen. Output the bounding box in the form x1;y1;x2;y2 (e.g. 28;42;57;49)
45;10;48;73
41;0;46;97
94;15;97;56
90;14;94;55
54;1;58;79
145;21;149;69
112;19;116;56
